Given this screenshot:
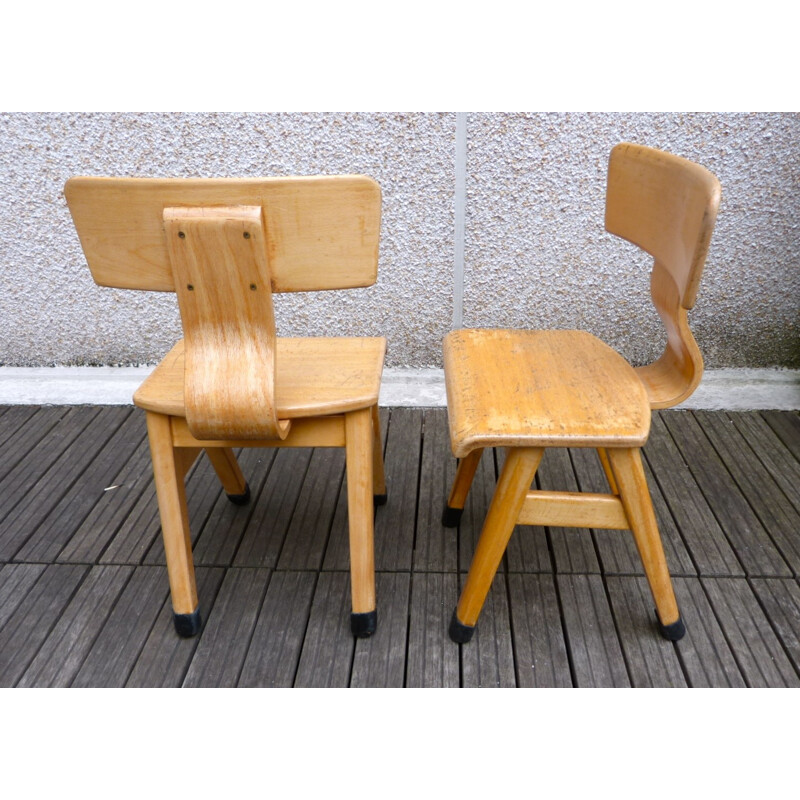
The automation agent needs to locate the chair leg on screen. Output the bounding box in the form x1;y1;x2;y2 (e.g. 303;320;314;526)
345;407;377;637
442;448;483;527
606;447;685;640
371;404;387;506
450;447;543;643
205;447;250;504
597;447;619;495
145;412;202;637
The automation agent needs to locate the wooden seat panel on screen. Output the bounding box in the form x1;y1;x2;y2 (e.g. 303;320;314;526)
443;328;650;457
134;337;387;419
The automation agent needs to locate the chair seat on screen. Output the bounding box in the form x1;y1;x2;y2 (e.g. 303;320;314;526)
134;337;387;419
443;328;650;457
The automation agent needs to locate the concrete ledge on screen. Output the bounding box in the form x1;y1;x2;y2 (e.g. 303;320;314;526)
0;366;797;410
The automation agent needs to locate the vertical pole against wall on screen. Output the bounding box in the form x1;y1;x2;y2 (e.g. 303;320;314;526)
453;111;467;330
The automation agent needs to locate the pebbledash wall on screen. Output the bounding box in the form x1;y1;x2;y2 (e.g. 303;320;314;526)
0;112;797;375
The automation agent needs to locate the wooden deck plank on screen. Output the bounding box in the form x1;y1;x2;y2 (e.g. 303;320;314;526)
556;574;631;687
70;565;168;687
761;410;800;461
605;576;687;687
126;567;226;688
749;578;800;677
372;408;422;571
662;412;792;577
0;406;54;468
413;408;458;572
672;577;747;687
461;574;516;688
0;407;105;559
233;448;312;568
351;572;411;688
731;411;800;515
406;572;460;688
57;437;154;564
0;563;47;633
700;577;800;687
15;408;144;563
694;410;800;575
238;571;317;688
182;567;270;688
191;449;275;566
0;564;88;687
293;572;354;688
18;565;134;688
507;574;572;687
647;412;745;576
276;448;345;571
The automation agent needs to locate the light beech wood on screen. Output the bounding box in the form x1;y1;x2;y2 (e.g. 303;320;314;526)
64;175;381;292
447;144;721;640
447;449;483;509
607;448;680;626
66;175;386;635
146;412;198;615
455;448;542;626
134;338;386;419
170;415;347;450
164;205;289;441
346;408;376;613
204;447;248;496
517;491;628;529
444;329;651;458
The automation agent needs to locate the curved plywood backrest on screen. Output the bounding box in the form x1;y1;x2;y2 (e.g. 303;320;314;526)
605;142;721;310
604;143;722;408
64;175;382;293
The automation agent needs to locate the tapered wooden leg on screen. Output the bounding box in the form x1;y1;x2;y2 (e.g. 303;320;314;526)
442;447;483;527
371;404;387;505
146;412;201;637
450;447;543;643
607;447;685;640
205;446;250;504
345;407;377;637
597;447;619;495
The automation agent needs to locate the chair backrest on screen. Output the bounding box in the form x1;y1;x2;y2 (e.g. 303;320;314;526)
65;176;381;439
604;143;721;408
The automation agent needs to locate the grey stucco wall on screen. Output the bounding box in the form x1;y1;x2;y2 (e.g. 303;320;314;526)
0;112;797;369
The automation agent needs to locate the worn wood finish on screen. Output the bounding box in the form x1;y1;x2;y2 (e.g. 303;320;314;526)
64;175;381;293
442;145;721;642
3;406;800;687
444;329;651;456
67;175;386;636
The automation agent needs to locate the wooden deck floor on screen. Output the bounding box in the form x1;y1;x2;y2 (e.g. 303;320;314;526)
1;404;799;688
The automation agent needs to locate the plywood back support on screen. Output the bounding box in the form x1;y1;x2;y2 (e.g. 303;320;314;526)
163;205;290;440
605;143;721;408
64;175;382;292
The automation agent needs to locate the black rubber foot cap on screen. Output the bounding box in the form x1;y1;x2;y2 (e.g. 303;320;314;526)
373;493;388;507
442;505;463;528
448;609;475;644
657;611;686;641
226;483;251;506
351;610;377;638
174;609;202;638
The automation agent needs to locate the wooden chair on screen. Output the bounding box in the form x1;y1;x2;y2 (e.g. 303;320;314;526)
442;143;721;643
65;175;387;638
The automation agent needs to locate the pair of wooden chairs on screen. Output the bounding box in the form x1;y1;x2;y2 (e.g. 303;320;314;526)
65;143;721;646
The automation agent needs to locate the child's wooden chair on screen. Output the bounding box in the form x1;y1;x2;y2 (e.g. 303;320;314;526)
65;176;386;638
442;143;721;643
